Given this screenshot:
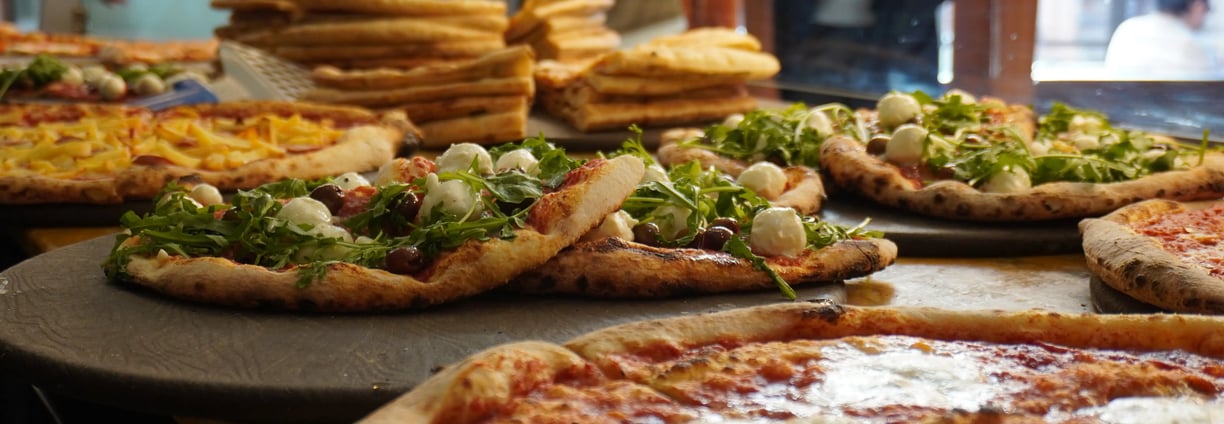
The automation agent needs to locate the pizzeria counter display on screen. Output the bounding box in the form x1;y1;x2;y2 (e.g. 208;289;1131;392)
2;13;1224;424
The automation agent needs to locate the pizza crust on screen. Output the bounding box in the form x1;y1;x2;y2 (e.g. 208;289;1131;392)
117;155;644;311
820;135;1224;221
1080;199;1224;313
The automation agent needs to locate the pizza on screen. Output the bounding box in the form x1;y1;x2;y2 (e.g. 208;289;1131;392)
657;103;842;177
819;90;1224;221
361;302;1224;423
0;23;217;63
102;140;644;311
0;101;411;204
1;55;209;102
1081;199;1224;314
511;135;894;299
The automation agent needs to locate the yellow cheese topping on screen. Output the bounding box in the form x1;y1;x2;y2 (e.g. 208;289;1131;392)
0;112;347;179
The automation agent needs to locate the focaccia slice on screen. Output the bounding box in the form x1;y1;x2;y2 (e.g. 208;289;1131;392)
1081;199;1224;313
104;141;643;311
362;303;1224;423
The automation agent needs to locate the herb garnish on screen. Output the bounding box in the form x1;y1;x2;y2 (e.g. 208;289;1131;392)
677;103;863;168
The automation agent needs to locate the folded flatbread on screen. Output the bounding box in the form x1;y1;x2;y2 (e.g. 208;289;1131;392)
302;76;534;107
242;16;506;46
212;0;506;16
394;95;528;124
418;107;529;147
506;0;615;41
311;46;533;89
271;38;505;61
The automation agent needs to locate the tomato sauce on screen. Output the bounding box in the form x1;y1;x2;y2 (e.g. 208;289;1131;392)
1134;204;1224;279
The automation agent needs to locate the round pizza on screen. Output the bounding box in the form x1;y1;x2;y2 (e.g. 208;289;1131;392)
102;140;644;311
0;55;209;102
0;101;413;204
361;303;1224;423
512;136;894;299
820;90;1224;221
1081;199;1224;314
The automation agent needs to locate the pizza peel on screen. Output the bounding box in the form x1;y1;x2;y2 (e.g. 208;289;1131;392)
0;235;846;423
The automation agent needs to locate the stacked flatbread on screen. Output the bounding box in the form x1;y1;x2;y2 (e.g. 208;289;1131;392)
211;0;508;69
506;0;620;63
536;28;780;132
301;46;534;147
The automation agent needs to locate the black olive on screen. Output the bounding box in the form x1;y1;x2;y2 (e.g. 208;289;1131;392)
866;135;889;155
632;223;660;246
309;184;344;215
935;166;957;179
385;246;427;275
395;192;422;221
701;226;734;250
686;228;706;248
709;217;740;234
221;207;242;221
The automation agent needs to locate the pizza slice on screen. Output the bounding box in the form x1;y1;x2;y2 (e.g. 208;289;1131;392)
510;135;895;299
0;101;413;204
361;303;1224;423
1081;199;1224;314
102;140;644;311
821;90;1224;221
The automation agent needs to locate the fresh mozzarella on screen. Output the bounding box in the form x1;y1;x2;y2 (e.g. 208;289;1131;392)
1028;141;1051;156
294;223;355;261
884;124;928;164
187;183;223;206
980;167;1032;193
806;109;835;137
654;205;691;239
277;197;332;226
1068;114;1105;134
60;67;84;86
436;143;493;175
581;210;638;242
750;207;806;257
719;111;739;126
373;157;433;186
941;89;977;105
642;164;670;184
877;92;921;128
737;161;787;199
419;173;480;219
495;149;539;175
333;172;372;190
1071;133;1100;151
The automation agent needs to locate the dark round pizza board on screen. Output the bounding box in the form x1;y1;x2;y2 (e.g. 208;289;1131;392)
0;235;846;423
819;194;1083;257
1088;275;1168;314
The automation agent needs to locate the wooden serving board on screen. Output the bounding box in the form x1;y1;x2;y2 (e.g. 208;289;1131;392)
0;236;844;423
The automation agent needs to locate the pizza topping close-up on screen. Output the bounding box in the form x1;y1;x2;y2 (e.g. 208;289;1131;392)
1131;202;1224;279
670;102;858;169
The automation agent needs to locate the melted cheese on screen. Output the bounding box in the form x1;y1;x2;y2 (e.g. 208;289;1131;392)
581;210;637;242
419;173;481;220
0;109;348;179
277;197;332;226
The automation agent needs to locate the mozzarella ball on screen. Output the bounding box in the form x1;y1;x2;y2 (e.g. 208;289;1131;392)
723;113;745;128
333;172;371;190
1071;133;1100;151
419;173;480;219
164;71;209;86
876;92;922;128
1028;141;1051;156
806;109;835;137
581;210;638;242
81;65;110;86
884;124;928;164
436;143;494;175
187;183;223;206
59;67;84;86
495;149;539;175
750;207;807;257
942;89;977;105
374;157;432;186
980;167;1032;193
1068;115;1105;134
97;75;127;101
131;73;166;96
277;197;333;226
294;223;355;261
653;205;692;239
737;161;787;199
641;163;670;184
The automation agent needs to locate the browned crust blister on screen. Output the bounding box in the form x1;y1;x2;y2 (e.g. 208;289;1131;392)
119;156;644;312
0;102;415;205
360;303;1224;423
1080;199;1224;313
820;135;1224;221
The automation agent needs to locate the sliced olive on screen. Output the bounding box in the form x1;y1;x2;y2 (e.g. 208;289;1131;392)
309;184;344;215
866;135;889;155
395;192;422;221
632;223;660;246
701;226;734;250
686;228;706;248
709;217;740;234
385;246;427;275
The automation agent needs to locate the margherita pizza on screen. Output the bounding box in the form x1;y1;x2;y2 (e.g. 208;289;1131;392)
361;302;1224;423
819;90;1224;221
1081;199;1224;314
512;136;894;299
103;140;644;311
0;101;412;204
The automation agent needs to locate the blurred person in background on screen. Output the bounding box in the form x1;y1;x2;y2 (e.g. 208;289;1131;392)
1105;0;1220;79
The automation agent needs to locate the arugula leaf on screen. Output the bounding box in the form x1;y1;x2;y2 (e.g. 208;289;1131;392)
723;236;796;300
605;125;658;166
678;104;831;168
489;134;582;189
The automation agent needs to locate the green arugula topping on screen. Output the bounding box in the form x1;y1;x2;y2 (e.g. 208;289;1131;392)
0;55;68;99
677;103;861;168
489;134;582;189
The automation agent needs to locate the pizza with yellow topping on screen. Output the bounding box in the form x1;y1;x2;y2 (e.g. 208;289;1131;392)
0;101;414;204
